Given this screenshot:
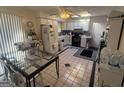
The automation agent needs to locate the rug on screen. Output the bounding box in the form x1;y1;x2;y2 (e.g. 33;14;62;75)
73;47;98;61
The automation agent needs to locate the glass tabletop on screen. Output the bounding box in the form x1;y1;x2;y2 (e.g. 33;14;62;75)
9;56;45;75
3;49;58;77
2;44;67;79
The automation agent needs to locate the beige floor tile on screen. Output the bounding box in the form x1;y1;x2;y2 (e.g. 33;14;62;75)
76;74;84;80
78;70;85;75
54;81;64;87
42;79;49;86
72;82;81;87
80;80;89;87
48;78;57;85
71;72;78;77
68;75;76;81
57;77;67;82
63;73;70;79
63;79;73;87
35;48;97;87
66;69;73;74
72;68;79;73
73;77;83;85
80;66;85;71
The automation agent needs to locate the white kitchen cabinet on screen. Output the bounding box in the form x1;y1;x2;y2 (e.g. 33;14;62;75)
99;48;124;87
98;63;124;87
80;35;92;48
58;35;72;46
62;20;90;31
65;35;72;45
80;35;87;48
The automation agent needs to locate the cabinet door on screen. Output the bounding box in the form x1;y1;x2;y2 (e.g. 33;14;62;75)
98;68;123;87
81;36;87;47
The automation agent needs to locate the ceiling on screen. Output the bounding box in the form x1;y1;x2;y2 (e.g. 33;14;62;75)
24;6;124;17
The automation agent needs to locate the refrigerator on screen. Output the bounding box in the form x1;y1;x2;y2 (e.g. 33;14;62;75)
41;24;58;54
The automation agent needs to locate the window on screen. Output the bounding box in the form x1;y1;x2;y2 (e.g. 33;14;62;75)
0;12;26;60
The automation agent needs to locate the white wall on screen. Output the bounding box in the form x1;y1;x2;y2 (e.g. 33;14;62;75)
39;15;59;41
107;18;123;51
109;10;124;54
107;10;124;53
118;19;124;54
89;16;107;48
119;27;124;53
91;23;104;47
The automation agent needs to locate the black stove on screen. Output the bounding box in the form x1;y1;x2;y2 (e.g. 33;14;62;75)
72;34;81;47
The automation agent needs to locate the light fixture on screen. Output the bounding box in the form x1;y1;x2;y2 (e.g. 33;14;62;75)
80;19;90;22
71;15;79;18
59;9;71;20
80;11;91;17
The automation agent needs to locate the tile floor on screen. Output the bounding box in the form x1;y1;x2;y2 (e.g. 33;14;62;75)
35;47;97;87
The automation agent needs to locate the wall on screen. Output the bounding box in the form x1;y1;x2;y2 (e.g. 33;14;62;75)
89;16;107;48
0;6;47;39
110;10;124;54
119;27;124;53
0;6;60;49
107;18;123;51
107;10;124;53
39;14;59;41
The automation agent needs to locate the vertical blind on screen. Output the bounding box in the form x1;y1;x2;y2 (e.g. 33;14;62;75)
0;12;26;60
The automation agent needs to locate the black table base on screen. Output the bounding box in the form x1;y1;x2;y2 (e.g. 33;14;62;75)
25;56;59;87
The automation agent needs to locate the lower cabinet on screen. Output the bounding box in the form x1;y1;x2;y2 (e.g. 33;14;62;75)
80;36;87;48
98;64;124;87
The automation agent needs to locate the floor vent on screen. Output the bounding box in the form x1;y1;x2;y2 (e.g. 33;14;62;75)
65;63;71;67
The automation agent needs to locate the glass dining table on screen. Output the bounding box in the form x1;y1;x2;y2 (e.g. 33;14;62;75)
1;48;60;87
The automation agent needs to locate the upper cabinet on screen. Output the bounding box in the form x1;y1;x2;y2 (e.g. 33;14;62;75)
62;19;90;31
